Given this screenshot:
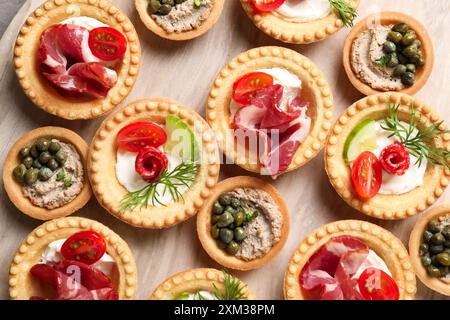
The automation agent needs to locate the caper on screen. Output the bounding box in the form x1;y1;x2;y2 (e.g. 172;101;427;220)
436;252;450;266
403;45;418;58
234;211;244;227
430;244;444;254
445;241;450;249
398;53;408;65
213;201;224;214
419;243;429;255
148;0;161;14
36;138;50;152
13;164;27;182
22;156;33;169
432;233;445;245
212;214;220;224
49;141;61;154
175;0;186;3
427;265;441;277
412;39;422;48
39;151;51;164
216;240;226;250
431;254;439;266
231;198;241;209
30;144;39;158
406;63;416;74
392;23;409;35
226;241;240;255
401;72;415;86
224;206;237;215
32;158;42;169
383;41;396;54
158;3;172;15
442;226;450;240
401;30;416;46
218;193;231;206
217;212;234;228
387;53;399;68
47;158;59;171
393;64;407;77
234;227;247;242
38;167;53;181
55;150;68;165
410;54;424;67
423;230;433;242
421;255;432;266
19;147;30;159
445;248;450;255
211;225;220;239
387;31;403;44
24;168;39;186
440;267;449;277
219;228;234;244
161;0;174;5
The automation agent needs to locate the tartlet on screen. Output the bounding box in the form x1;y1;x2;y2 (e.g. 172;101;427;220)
197;176;289;271
325;92;450;220
9;217;137;300
283;219;416;300
14;0;141;120
135;0;225;41
150;268;256;300
206;46;334;176
240;0;360;44
409;204;450;296
343;12;434;96
88;98;220;229
3;126;92;220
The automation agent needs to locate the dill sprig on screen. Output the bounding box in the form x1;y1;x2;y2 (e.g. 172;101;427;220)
213;271;246;300
380;103;450;169
120;162;198;212
328;0;357;27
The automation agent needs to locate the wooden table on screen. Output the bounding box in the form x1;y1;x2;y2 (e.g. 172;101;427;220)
0;0;449;300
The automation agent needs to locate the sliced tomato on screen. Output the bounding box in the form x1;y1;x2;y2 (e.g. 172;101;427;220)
88;27;127;61
358;267;400;300
117;122;167;152
351;151;382;200
61;231;106;265
250;0;285;13
232;72;273;105
135;146;168;182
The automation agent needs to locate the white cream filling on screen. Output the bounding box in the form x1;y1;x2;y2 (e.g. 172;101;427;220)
353;249;392;280
274;0;331;22
187;291;217;300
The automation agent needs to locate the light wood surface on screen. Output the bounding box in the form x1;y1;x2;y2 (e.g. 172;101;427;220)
0;0;449;300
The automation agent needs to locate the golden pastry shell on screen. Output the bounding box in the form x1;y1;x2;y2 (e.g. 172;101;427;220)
206;46;334;176
9;217;137;300
88;98;221;229
3;126;92;220
14;0;141;120
150;268;256;300
197;176;290;271
324;92;450;220
284;219;417;300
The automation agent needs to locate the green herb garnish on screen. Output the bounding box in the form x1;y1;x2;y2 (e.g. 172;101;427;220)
374;55;390;67
56;169;73;188
194;0;202;9
328;0;357;27
381;103;450;169
242;206;258;223
120;162;198;212
213;271;246;300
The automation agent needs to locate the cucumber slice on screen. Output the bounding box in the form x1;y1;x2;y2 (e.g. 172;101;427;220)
343;119;377;163
165;115;200;162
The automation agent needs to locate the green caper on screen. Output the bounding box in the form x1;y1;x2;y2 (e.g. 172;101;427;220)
419;243;429;255
410;54;424;67
32;158;43;169
158;3;172;15
423;230;433;242
234;211;244;227
421;255;432;266
383;41;396;54
161;0;175;5
430;245;444;254
219;228;234;244
392;23;409;35
211;225;220;239
212;214;220;224
387;53;399;68
55;150;68;165
427;265;441;277
442;226;450;240
406;63;416;74
30;144;39;158
445;241;450;249
47;158;59;171
39;151;51;164
228;223;235;229
393;64;407;77
24;168;39;186
401;72;415;86
217;212;234;227
218;193;231;206
226;241;240;255
213;201;224;215
440;267;449;277
403;45;419;58
224;206;237;215
234;227;247;242
22;156;33;169
36;138;50;152
231;198;241;209
387;31;403;44
13;164;27;182
398;53;408;65
49;141;61;154
175;0;186;3
431;233;445;245
216;240;226;250
38;167;53;181
19;147;30;159
148;0;161;14
401;30;416;46
412;39;422;48
436;252;450;266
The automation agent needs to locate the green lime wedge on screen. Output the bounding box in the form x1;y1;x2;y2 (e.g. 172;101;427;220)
343;119;377;163
165;115;200;162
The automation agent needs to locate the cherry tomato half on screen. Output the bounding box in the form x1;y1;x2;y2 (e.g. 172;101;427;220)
61;231;106;265
135;146;168;182
88;27;127;61
358;267;400;300
232;72;274;105
250;0;285;13
351;151;382;200
116;122;167;153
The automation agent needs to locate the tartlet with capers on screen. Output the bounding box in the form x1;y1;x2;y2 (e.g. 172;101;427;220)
3;127;91;220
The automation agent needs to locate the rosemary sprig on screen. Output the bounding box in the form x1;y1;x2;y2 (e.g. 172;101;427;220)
328;0;357;27
380;103;450;169
213;271;246;300
120;162;198;212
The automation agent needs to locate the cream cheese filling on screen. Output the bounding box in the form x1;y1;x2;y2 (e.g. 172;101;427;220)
274;0;331;23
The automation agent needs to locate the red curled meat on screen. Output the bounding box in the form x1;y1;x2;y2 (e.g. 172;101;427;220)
380;141;410;176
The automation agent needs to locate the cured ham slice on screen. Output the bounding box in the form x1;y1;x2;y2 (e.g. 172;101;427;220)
54;260;113;291
335;249;369;300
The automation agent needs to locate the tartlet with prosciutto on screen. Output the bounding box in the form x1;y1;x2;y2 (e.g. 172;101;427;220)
284;220;416;300
9;217;137;300
14;0;141;120
88;98;220;229
206;46;333;178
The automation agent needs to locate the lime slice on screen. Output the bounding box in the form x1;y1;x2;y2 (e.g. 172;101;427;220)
165;115;200;162
343;119;377;163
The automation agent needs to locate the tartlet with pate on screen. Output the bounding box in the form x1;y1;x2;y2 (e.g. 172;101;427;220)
135;0;225;41
197;176;289;271
343;12;434;96
240;0;360;44
88;98;220;229
9;217;137;300
409;204;450;296
3;127;91;220
284;220;416;300
14;0;141;120
151;268;255;300
325;93;450;220
206;46;334;178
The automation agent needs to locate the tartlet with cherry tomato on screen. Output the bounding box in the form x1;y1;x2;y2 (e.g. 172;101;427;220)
9;217;137;300
88;98;220;229
325;93;450;220
14;0;141;120
240;0;360;44
284;220;416;300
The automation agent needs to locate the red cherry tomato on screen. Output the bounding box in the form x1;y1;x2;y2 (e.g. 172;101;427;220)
232;72;273;105
61;231;106;265
116;122;167;153
358;267;400;300
135;146;168;182
88;27;127;61
351;151;382;200
250;0;285;12
380;141;410;176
